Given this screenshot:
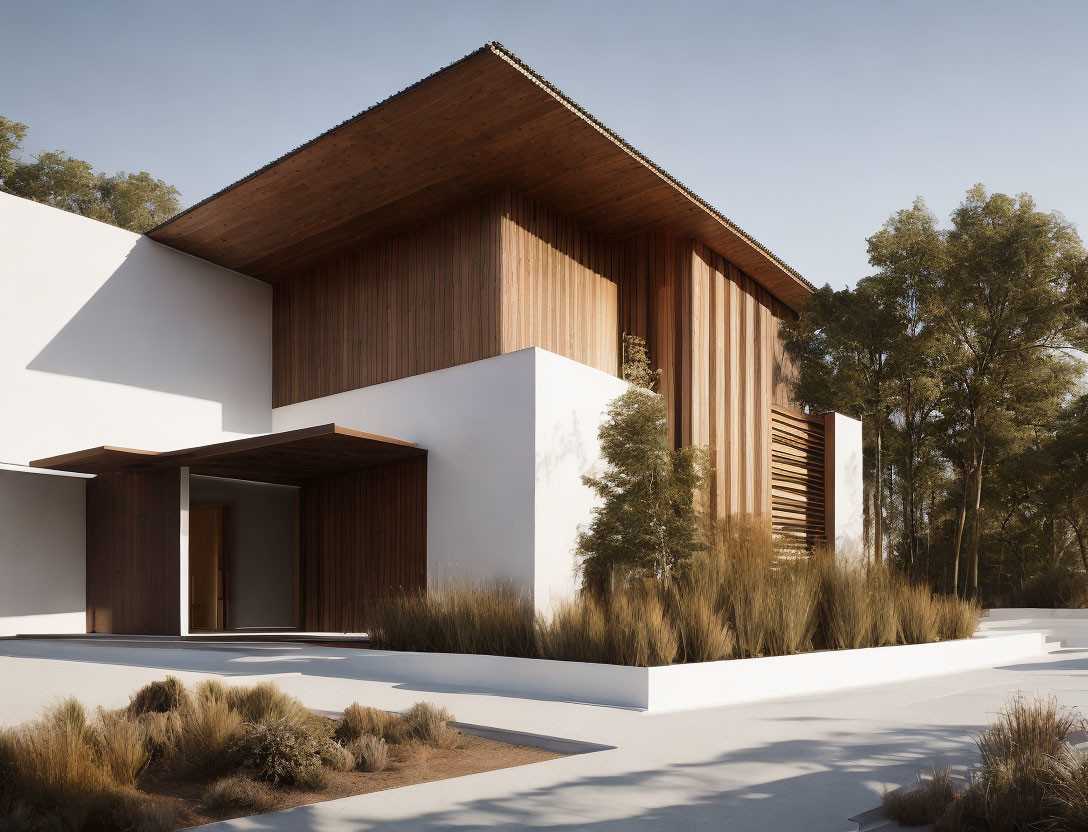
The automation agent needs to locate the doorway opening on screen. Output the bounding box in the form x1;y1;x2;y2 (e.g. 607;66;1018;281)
188;475;298;633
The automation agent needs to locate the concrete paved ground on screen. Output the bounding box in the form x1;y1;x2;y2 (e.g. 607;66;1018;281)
0;613;1085;831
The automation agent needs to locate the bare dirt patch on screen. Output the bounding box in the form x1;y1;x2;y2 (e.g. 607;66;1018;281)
148;730;563;829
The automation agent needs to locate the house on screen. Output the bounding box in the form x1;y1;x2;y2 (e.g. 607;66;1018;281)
0;43;862;638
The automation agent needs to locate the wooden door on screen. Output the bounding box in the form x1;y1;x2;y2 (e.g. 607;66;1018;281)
189;506;229;631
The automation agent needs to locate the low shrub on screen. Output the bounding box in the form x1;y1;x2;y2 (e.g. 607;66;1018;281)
235;717;325;786
321;740;355;772
201;774;275;813
128;675;190;716
349;734;390;773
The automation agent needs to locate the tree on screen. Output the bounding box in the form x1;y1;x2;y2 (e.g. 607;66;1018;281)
782;281;899;561
940;186;1085;597
577;386;706;595
0;116;180;233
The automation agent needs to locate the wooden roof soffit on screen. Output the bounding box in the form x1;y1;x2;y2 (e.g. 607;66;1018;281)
146;43;814;311
30;424;425;484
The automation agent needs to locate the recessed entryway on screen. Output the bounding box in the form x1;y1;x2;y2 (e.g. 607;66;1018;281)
188;475;298;633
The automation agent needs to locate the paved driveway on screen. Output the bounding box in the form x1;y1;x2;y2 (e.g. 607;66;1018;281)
0;613;1084;831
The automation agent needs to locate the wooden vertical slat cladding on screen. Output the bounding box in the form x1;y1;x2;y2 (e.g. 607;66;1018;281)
271;188;803;536
273;195;503;406
771;406;826;552
299;457;427;632
86;469;181;635
499;192;620;376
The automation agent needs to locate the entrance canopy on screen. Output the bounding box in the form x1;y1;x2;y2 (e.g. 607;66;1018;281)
32;424;424;485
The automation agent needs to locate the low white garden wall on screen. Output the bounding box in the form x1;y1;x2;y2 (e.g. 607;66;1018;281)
338;632;1047;712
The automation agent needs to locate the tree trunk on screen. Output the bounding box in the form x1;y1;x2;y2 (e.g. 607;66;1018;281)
951;462;970;598
969;445;985;598
874;422;883;565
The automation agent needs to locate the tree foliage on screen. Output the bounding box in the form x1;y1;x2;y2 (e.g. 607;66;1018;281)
0;116;180;232
785;185;1088;601
578;350;706;595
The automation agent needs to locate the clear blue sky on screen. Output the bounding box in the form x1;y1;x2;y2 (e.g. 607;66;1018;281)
3;0;1086;289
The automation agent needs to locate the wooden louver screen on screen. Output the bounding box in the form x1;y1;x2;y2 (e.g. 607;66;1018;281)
770;406;826;552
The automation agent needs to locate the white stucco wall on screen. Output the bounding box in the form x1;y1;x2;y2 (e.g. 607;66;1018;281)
533;352;629;609
274;348;625;610
0;193;272;466
825;411;864;559
0;464;90;636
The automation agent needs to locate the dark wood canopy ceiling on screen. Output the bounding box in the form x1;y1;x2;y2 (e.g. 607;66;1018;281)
147;43;813;310
31;424;424;485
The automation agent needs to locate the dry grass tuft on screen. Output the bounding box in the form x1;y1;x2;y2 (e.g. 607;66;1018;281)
667;583;735;662
201;774;275;814
90;709;149;786
349;734;390;773
175;695;244;776
883;766;959;826
128;675;190;716
370;582;536;658
897;584;940;644
404;702;456;748
766;561;820;655
335;703;410;745
935;595;980;640
820;561;874;650
227;681;324;733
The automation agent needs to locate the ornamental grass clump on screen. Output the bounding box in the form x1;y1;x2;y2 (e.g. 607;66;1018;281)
335;703;410;745
370;582;536;658
885;697;1087;830
128;675;190;716
349;734;390;773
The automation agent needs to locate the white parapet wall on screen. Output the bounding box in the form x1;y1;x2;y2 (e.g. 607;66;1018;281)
0;193;272;465
0;464;91;636
325;632;1048;711
273;347;629;611
824;411;864;557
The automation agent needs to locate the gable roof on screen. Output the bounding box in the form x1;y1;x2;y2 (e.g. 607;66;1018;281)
148;42;813;310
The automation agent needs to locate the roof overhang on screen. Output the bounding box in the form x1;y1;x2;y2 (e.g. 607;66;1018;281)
147;43;813;311
31;424;425;485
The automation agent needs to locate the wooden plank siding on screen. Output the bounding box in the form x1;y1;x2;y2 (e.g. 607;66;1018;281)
771;406;826;551
273;194;504;406
617;235;796;521
499;191;620;375
272;190;799;534
299;457;427;632
86;469;181;635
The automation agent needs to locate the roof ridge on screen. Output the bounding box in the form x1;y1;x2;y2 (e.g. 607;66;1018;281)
148;41;811;293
